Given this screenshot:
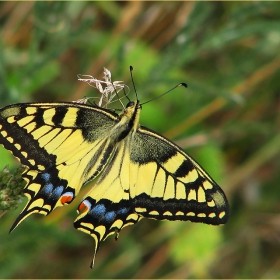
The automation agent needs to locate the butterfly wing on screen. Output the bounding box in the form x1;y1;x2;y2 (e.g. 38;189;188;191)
129;125;229;225
0;103;119;230
74;121;229;267
74;136;142;268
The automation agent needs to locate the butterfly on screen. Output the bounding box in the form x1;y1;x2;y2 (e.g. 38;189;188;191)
0;82;229;267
